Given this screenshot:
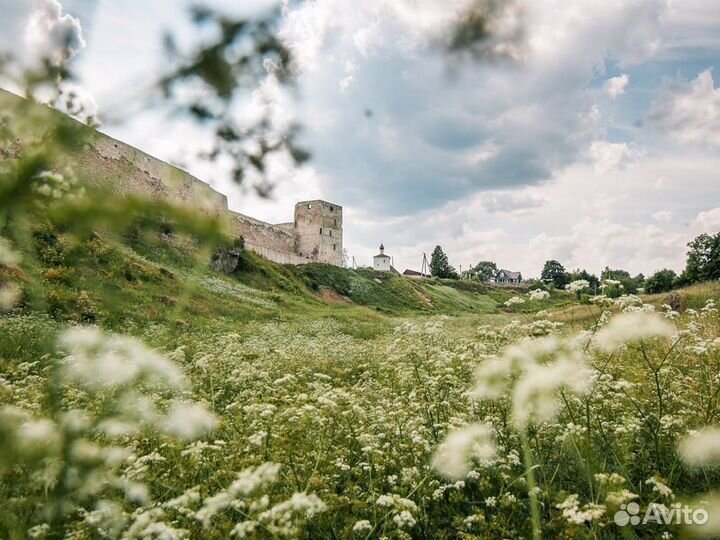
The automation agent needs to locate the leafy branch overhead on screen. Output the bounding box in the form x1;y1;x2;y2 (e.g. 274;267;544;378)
159;5;309;197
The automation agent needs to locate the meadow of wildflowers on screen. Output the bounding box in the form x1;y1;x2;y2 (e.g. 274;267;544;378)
2;272;720;538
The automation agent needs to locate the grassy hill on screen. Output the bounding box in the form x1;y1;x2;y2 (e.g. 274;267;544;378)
10;211;575;337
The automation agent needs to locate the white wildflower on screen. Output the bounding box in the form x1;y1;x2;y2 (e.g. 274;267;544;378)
376;494;395;507
352;520;372;533
0;237;20;267
432;423;496;480
566;280;590;293
163;401;218;440
471;356;513;399
504;296;526;307
556;494;606;524
0;283;21;310
17;418;60;452
605;489;638;507
27;524;50;539
679;427;720;466
248;430;267;446
528;289;550;300
512;354;591;428
594;312;675;352
590;295;613;306
196;463;281;526
392;510;416;529
645;476;674;499
59;327;186;390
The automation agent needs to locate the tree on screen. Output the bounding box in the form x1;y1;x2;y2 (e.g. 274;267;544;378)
600;267;643;294
541;260;569;289
472;260;498;282
430;245;458;279
645;269;678;294
685;232;720;283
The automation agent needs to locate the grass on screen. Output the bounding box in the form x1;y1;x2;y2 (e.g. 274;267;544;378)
4;209;720;539
15;212;574;334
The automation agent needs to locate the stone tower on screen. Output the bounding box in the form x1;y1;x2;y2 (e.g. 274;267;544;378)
294;200;343;266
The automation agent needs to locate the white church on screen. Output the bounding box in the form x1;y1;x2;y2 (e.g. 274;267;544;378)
373;242;392;272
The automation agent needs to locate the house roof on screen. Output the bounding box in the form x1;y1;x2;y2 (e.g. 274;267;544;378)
403;269;423;276
374;253;391;259
497;269;522;279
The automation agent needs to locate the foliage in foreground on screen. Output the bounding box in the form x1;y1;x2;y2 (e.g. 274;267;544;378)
2;286;720;538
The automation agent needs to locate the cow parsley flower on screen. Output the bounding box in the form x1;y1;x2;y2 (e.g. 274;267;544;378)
432;423;496;480
528;289;550;300
392;510;416;529
471;356;513;400
0;283;21;310
512;351;591;428
645;476;674;499
352;520;372;533
0;237;21;267
594;312;675;352
679;427;720;466
163;401;218;440
196;463;281;526
566;280;590;293
59;327;186;390
556;494;606;524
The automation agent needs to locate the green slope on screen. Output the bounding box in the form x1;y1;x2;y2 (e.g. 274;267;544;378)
7;210;573;335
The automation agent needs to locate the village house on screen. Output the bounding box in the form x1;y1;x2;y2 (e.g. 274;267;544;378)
495;269;523;284
402;269;424;279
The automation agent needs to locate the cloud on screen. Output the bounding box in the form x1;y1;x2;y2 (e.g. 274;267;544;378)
694;207;720;233
24;0;86;65
588;141;637;173
278;0;667;213
11;0;99;125
648;69;720;146
478;191;546;214
605;73;629;97
652;210;673;222
52;80;99;124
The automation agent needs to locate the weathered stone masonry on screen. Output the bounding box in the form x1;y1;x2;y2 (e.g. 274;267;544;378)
0;90;343;266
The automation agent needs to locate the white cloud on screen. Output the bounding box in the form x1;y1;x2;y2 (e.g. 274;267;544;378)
648;69;720;146
276;0;669;214
652;210;673;222
24;0;86;66
478;191;546;214
694;207;720;233
605;73;629;97
588;141;633;173
51;80;99;124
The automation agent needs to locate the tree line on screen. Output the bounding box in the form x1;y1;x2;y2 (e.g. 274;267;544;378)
426;231;720;294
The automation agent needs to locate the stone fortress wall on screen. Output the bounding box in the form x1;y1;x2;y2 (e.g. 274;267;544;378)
0;89;343;266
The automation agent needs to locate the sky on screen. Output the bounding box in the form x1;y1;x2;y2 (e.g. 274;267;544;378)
2;0;720;277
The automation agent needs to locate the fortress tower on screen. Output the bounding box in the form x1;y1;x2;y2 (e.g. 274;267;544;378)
294;200;343;266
